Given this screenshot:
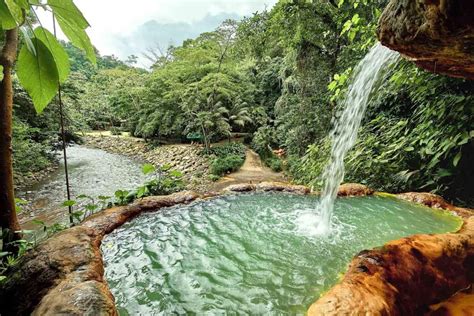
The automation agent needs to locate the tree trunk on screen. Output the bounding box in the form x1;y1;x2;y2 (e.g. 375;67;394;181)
0;28;21;251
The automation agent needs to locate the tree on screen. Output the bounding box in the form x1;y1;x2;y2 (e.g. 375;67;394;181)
0;0;95;250
182;88;230;151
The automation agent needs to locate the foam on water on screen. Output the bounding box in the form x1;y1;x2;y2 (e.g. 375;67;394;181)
315;43;400;235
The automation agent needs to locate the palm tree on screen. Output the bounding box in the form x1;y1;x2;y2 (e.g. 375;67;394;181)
229;97;252;128
182;89;230;152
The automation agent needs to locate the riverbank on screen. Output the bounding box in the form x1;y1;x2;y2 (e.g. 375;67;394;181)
14;161;59;190
83;135;214;192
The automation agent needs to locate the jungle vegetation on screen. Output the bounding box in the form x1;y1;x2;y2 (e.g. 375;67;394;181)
56;0;473;205
1;0;473;249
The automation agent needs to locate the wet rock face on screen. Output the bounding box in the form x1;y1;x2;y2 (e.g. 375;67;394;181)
308;194;474;316
337;183;374;197
378;0;474;79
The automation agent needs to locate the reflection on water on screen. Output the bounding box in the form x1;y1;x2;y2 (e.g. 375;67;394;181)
18;145;147;228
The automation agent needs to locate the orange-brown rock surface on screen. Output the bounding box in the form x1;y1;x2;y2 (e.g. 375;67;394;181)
428;286;474;315
337;183;375;197
2;187;472;315
255;181;310;194
0;191;200;316
377;0;474;80
308;193;474;315
396;192;473;219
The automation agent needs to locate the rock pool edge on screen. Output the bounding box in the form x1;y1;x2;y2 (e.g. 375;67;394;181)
0;182;471;315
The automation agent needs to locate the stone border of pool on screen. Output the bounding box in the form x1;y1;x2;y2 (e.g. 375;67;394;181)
308;192;473;315
0;182;471;315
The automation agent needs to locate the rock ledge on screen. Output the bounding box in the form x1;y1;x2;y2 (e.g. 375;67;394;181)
377;0;474;80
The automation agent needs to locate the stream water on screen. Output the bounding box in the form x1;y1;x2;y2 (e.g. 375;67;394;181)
315;43;400;234
18;145;147;229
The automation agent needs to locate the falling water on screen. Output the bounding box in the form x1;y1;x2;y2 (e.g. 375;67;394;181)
315;43;399;235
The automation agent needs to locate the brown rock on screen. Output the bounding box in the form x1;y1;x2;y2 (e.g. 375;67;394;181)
308;216;474;315
377;0;474;79
0;191;200;315
428;287;474;315
337;183;375;197
256;181;310;195
224;183;257;192
396;192;473;220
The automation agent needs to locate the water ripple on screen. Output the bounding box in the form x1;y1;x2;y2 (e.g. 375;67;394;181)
102;192;460;314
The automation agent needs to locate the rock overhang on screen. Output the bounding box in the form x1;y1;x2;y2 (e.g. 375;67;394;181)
377;0;474;80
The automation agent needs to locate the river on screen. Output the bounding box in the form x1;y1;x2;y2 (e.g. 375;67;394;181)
18;145;148;230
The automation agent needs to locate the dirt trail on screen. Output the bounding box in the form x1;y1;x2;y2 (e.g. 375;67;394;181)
211;149;286;191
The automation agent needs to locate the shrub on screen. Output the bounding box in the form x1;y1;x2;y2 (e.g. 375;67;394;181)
208;174;221;182
265;156;283;172
210;155;245;176
203;142;246;158
12;120;55;174
110;127;122;136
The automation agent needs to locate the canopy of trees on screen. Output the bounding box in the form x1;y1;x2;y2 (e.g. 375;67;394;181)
5;0;474;209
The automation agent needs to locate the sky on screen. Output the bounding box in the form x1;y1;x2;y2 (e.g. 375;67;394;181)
36;0;277;67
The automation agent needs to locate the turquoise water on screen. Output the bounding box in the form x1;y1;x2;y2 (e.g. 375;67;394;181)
101;193;461;315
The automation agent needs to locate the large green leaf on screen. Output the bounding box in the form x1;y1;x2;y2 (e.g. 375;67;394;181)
17;38;59;113
55;14;96;64
5;0;24;24
34;26;70;83
47;0;95;64
0;0;17;29
48;0;89;29
20;25;36;55
13;0;29;9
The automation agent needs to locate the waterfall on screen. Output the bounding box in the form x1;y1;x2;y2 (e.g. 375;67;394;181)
315;43;399;235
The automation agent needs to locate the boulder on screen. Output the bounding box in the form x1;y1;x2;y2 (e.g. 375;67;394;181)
256;181;310;195
308;216;474;315
378;0;474;79
396;192;473;219
224;183;257;192
0;191;201;315
337;183;374;197
308;195;474;315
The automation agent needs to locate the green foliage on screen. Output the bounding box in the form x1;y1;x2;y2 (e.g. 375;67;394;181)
210;155;245;176
142;163;156;175
1;0;95;113
110;127;122;136
32;219;68;237
16;38;60;113
205;142;246;158
12;119;54;174
48;0;96;64
251;126;277;157
204;142;246;177
1;228;36;282
33;27;71;83
292;61;474;204
345;63;474;203
265;156;283;172
115;164;185;205
208;174;220;182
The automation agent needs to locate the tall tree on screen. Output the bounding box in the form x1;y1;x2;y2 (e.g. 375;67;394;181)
0;0;95;250
0;28;20;246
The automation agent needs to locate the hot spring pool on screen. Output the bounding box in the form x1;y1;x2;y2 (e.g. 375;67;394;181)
101;193;461;314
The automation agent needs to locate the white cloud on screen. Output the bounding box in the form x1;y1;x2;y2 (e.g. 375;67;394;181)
35;0;277;61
